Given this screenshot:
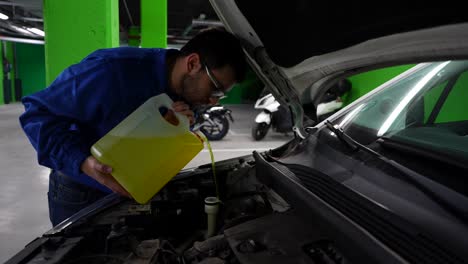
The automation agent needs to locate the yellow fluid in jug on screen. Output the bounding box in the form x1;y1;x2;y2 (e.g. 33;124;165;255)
92;133;203;204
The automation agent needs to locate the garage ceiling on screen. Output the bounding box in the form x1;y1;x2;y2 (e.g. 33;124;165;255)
0;0;44;42
7;0;41;17
0;0;220;45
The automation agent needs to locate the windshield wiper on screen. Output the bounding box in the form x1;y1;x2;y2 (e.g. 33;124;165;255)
324;120;468;223
324;120;360;152
325;120;390;159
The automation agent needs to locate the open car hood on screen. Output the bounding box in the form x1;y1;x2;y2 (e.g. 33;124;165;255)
209;0;468;138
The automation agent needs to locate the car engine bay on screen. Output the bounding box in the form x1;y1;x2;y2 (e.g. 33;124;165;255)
21;132;468;264
11;139;468;264
16;152;357;264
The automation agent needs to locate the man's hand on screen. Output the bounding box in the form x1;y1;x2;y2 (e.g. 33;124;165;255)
172;101;195;125
81;156;131;198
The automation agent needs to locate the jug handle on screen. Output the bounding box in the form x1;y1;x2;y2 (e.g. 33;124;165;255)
154;93;191;131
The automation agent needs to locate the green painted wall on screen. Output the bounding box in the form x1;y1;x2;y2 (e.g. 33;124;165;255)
434;71;468;123
345;64;416;106
141;0;167;48
128;26;141;47
424;81;446;123
221;69;263;104
44;0;119;85
223;65;415;105
16;43;46;97
220;84;242;104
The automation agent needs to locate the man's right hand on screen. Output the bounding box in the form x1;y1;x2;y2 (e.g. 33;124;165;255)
81;156;131;198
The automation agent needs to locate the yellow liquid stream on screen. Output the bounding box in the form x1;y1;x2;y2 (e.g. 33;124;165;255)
93;134;203;204
205;139;219;199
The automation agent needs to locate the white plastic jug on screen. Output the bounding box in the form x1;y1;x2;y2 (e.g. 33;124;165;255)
91;93;204;204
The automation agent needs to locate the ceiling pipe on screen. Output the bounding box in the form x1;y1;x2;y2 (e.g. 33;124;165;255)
15;16;43;22
0;35;44;44
191;19;224;27
0;1;40;8
122;0;134;26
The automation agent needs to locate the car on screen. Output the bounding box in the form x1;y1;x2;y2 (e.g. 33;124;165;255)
6;1;468;263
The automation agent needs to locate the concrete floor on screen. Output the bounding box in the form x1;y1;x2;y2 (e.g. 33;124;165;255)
0;103;291;262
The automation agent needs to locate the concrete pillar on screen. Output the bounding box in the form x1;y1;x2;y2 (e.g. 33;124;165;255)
0;42;4;104
43;0;119;86
140;0;167;48
5;42;15;101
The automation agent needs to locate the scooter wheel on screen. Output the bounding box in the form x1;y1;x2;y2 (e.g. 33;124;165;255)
200;115;230;141
252;122;270;141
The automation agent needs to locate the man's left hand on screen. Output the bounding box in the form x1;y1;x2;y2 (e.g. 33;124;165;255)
172;101;195;125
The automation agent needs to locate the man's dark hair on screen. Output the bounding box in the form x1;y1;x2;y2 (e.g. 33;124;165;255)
180;28;247;82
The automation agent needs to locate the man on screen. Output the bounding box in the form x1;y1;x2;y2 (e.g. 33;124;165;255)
19;28;247;226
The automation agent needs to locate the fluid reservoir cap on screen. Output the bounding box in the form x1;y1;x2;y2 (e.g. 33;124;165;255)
205;196;220;205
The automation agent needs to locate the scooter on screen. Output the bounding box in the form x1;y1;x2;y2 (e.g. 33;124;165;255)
252;81;350;141
192;104;234;141
251;93;293;141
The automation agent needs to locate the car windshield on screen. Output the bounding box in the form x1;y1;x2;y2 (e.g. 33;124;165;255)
334;60;468;163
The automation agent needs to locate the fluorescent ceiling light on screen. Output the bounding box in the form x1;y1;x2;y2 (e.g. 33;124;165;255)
11;25;31;35
0;12;9;20
27;27;45;37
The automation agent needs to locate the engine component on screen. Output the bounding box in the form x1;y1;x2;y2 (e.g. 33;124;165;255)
303;240;348;264
204;197;220;238
125;239;182;264
237;239;265;254
104;221;138;255
224;211;349;264
198;257;226;264
184;235;230;262
128;204;152;214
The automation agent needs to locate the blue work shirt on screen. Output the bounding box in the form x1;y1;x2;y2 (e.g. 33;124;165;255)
19;47;180;193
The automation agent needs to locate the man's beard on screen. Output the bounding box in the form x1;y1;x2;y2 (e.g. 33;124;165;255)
179;73;203;107
178;73;191;103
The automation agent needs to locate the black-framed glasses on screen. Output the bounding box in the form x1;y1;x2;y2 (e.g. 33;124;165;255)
203;63;226;98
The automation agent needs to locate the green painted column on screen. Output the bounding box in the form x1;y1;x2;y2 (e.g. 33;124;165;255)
140;0;167;48
5;42;15;101
0;42;4;105
43;0;119;86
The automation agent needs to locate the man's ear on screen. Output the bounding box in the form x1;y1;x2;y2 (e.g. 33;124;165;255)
186;53;202;75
